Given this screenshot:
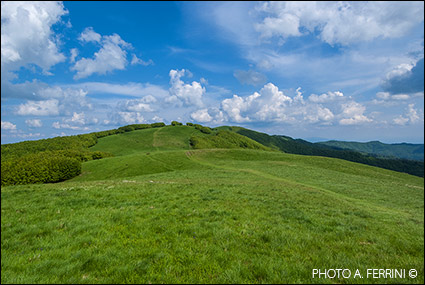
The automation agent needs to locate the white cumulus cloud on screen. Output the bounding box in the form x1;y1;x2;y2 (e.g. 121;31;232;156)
168;69;205;107
1;1;67;77
1;121;17;130
16;99;59;116
118;98;155;112
191;109;213;123
255;1;424;45
116;112;145;125
221;93;260;123
72;31;132;79
339;101;372;125
79;27;101;43
308;91;344;103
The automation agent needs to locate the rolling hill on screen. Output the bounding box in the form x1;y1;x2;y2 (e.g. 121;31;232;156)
219;126;424;177
1;123;424;283
317;140;424;161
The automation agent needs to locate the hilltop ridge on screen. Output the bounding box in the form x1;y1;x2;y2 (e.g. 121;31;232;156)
2;122;424;187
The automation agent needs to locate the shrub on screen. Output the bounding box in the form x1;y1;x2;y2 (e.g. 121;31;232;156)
1;153;81;186
118;125;135;133
94;129;119;138
186;122;194;126
171;121;183;126
193;124;212;134
132;124;152;130
150;122;166;128
1;134;98;161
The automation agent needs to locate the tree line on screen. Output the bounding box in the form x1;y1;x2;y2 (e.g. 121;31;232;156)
1;122;168;186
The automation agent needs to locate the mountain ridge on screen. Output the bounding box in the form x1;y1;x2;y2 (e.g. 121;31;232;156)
316;140;424;161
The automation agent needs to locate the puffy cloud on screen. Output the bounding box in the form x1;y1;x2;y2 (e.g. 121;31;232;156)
220;83;343;125
382;58;424;95
1;1;67;74
392;104;422;126
52;121;88;131
1;121;17;130
16;99;59;116
255;11;301;39
373;91;414;105
406;104;421;123
393;116;409;126
233;69;267;86
221;93;260;123
72;31;132;79
255;2;424;45
151;115;164;122
308;91;344;103
339;101;372;125
116;112;145;125
117;97;155;112
304;105;334;123
168;69;205;107
256;83;292;121
14;87;91;116
190;109;213;123
391;94;410;100
52;112;98;130
25;119;42;128
79;27;101;43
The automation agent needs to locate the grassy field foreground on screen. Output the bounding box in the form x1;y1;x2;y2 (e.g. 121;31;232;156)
1;126;424;283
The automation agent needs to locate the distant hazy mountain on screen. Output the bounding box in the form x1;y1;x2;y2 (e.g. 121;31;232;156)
317;140;424;161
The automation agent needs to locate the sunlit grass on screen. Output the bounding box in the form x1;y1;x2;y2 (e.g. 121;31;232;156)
2;127;423;283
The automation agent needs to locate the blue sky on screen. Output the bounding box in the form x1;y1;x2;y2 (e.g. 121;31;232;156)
1;1;424;144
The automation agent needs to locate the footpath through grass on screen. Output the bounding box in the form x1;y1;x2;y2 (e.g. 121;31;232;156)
2;147;423;284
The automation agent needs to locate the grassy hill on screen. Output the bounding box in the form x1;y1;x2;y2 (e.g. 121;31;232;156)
220;126;424;177
317;140;424;161
1;124;424;283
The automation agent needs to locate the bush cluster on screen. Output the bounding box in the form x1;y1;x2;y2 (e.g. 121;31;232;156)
194;124;212;134
171;121;183;126
1;152;81;186
1;134;98;161
1;121;169;186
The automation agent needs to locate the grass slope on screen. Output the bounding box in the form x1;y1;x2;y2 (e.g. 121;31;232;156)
190;130;272;151
317;140;424;161
2;126;424;284
222;126;424;177
89;125;200;155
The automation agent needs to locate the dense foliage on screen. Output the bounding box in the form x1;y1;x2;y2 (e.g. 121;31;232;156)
1;122;170;186
171;121;183;126
1;134;98;161
1;152;81;186
193;124;212;134
190;131;272;151
233;128;424;177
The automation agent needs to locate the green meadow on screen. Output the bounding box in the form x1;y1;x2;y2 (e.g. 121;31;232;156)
1;125;424;283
